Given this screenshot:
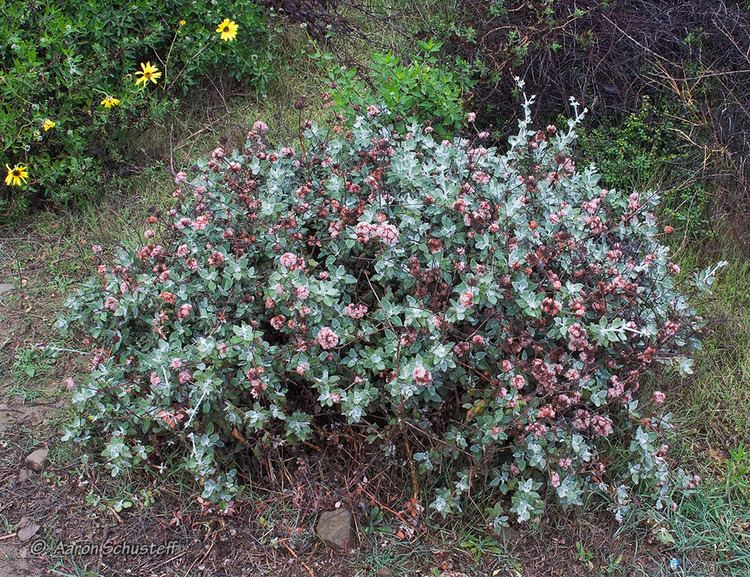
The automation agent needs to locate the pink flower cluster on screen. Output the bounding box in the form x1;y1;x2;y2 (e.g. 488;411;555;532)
458;291;474;307
177;304;192;320
280;252;304;271
353;220;400;246
344;303;368;319
413;366;433;385
316;327;340;350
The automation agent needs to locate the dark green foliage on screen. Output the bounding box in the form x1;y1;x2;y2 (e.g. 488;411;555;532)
576;99;709;239
1;0;278;221
443;0;750;246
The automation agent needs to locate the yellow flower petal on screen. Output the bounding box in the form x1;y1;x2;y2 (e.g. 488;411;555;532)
216;18;238;41
135;62;161;86
5;163;29;187
100;95;121;108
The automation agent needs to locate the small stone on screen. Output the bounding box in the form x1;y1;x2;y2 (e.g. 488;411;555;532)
0;283;15;295
17;468;33;483
497;525;520;542
17;518;40;542
25;448;49;473
316;508;355;551
376;568;394;577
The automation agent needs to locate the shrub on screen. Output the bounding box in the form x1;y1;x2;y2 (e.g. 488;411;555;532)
576;98;710;239
0;0;277;220
323;39;474;138
59;92;722;522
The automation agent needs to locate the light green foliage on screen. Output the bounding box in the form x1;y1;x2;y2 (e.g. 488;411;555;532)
325;39;474;138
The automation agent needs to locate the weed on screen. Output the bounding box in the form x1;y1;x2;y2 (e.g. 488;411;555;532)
575;541;594;567
10;345;59;400
1;0;281;220
324;38;474;137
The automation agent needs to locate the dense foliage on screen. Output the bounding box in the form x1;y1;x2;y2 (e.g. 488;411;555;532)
0;0;277;220
323;40;473;139
576;99;709;239
59;94;721;522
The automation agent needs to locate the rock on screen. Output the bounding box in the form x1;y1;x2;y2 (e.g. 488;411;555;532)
0;283;14;295
316;508;355;551
497;525;520;542
24;448;48;473
0;558;32;577
17;468;33;483
16;518;40;542
375;568;394;577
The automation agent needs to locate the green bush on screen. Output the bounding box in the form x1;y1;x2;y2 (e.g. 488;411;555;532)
323;39;474;138
0;0;278;220
576;99;709;239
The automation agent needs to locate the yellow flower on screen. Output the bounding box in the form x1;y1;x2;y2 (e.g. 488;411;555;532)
5;164;29;187
216;18;238;41
100;95;121;108
135;61;162;86
42;119;56;132
179;19;186;26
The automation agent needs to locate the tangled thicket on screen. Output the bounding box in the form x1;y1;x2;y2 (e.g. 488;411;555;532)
448;0;750;247
450;0;749;120
260;0;409;43
59;95;721;522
